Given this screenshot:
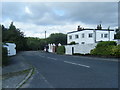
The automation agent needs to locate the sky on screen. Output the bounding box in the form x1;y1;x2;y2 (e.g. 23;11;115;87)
1;2;118;38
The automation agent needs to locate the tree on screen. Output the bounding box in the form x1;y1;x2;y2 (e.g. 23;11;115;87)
47;33;67;45
2;22;28;51
26;37;46;50
114;28;120;39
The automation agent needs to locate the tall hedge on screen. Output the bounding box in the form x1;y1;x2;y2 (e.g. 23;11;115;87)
2;47;8;65
96;41;117;48
112;45;120;56
90;41;119;56
56;46;65;55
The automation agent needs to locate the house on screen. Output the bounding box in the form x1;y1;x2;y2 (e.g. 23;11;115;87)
65;25;115;55
3;43;16;56
67;25;115;44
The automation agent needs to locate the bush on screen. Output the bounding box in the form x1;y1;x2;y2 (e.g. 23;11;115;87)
90;46;114;56
112;45;120;56
2;47;8;65
90;41;118;56
56;46;65;54
68;41;76;45
96;41;117;48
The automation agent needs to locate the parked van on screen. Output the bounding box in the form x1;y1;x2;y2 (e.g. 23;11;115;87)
3;43;16;56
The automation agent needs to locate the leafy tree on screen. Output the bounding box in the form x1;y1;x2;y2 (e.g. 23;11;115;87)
2;22;28;51
47;33;67;45
114;28;120;39
26;37;46;50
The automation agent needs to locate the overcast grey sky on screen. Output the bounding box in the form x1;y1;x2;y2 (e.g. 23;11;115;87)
2;2;118;38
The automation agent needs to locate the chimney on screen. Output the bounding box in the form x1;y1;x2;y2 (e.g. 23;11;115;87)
77;25;81;31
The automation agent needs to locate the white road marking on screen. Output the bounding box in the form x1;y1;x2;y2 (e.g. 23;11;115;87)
64;61;90;68
47;57;57;61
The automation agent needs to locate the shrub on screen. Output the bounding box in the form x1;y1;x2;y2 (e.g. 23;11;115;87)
112;45;120;56
56;46;65;54
90;46;114;56
2;47;8;65
90;41;117;56
68;41;76;45
96;41;117;48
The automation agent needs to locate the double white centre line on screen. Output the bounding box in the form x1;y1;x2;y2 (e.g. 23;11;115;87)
64;61;90;68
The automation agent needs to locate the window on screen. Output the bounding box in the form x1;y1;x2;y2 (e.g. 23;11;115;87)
69;35;72;39
88;33;93;38
81;42;85;44
101;34;103;38
82;33;85;38
75;35;79;39
104;34;108;38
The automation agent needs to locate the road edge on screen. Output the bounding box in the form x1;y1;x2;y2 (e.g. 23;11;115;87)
16;67;34;89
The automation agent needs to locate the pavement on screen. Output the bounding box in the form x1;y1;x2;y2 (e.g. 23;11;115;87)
2;52;34;89
1;51;119;89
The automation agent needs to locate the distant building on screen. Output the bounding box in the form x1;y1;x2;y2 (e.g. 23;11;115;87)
67;25;115;44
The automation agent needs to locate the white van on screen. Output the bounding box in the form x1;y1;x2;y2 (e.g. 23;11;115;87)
3;43;16;56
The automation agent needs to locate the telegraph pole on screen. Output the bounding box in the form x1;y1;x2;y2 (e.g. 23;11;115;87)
45;30;48;52
45;31;46;39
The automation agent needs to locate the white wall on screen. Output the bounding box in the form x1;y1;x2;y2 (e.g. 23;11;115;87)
65;43;97;55
65;45;75;55
3;43;16;56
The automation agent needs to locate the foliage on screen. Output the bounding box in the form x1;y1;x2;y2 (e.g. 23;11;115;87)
68;41;76;45
96;41;117;48
111;45;120;56
56;46;65;54
47;33;67;45
2;22;28;51
90;46;114;56
2;22;67;51
114;28;120;39
90;41;120;56
26;37;46;50
2;47;8;65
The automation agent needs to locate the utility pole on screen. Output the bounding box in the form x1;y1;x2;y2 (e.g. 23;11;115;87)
94;29;96;43
45;30;48;52
45;31;46;39
108;26;110;41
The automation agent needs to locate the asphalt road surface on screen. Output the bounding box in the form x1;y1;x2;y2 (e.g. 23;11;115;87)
18;51;118;88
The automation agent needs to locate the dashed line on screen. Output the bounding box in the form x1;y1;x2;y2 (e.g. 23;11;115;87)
47;57;57;61
38;55;57;61
64;61;90;68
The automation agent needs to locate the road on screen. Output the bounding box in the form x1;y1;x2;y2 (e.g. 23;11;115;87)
18;51;118;88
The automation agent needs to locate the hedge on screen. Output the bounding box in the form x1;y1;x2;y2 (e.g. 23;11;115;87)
112;45;120;56
96;41;117;48
90;41;120;56
56;46;65;54
90;45;114;56
2;47;8;65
